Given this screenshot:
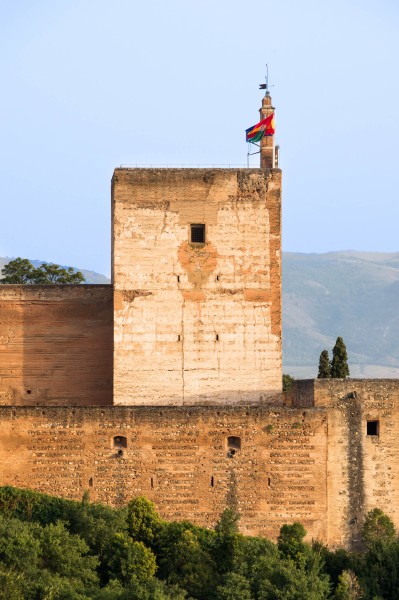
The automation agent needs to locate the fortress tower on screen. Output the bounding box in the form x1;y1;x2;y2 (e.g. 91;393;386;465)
112;97;282;406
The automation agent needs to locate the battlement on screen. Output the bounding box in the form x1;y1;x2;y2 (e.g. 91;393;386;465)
290;378;399;408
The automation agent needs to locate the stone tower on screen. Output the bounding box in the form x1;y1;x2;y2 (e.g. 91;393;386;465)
112;98;282;406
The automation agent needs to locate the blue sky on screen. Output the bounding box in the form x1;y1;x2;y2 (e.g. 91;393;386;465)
1;0;398;276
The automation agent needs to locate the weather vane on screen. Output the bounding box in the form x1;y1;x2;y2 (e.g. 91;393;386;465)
259;64;273;95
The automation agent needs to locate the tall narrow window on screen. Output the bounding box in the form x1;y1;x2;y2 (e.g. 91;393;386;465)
191;224;205;244
227;436;241;457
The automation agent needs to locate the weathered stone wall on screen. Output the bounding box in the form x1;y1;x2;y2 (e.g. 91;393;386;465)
0;286;113;406
0;381;398;548
112;168;282;405
0;405;326;542
293;379;399;548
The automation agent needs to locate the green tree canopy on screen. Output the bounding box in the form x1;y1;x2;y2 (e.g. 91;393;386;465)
157;525;217;599
333;569;363;599
127;496;162;548
213;508;241;574
361;508;396;548
1;486;399;600
318;350;331;378
330;337;350;378
277;522;308;567
0;258;85;284
282;374;294;391
104;533;157;585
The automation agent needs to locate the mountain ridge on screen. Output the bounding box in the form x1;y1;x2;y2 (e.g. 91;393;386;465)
283;251;399;378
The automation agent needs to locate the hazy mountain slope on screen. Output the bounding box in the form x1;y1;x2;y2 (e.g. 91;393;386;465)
0;257;110;284
283;251;399;378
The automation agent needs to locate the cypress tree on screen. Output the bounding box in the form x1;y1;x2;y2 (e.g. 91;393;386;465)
317;350;331;379
330;337;350;378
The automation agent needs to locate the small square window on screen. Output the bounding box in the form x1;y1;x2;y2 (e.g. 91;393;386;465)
191;224;205;244
367;420;379;436
113;435;128;449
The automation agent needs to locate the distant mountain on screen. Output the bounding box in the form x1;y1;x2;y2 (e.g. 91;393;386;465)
283;251;399;378
0;257;110;285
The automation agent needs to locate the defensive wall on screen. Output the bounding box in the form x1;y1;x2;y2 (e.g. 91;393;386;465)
0;285;113;406
0;379;397;549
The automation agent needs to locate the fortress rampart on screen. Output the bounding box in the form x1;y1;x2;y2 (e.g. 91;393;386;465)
0;378;397;549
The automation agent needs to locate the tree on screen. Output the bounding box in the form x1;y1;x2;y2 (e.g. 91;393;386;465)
330;337;350;378
253;551;331;599
39;521;99;587
158;526;217;599
104;533;157;584
216;572;253;600
333;570;363;599
277;522;308;568
318;350;331;379
212;508;241;574
0;258;36;284
361;508;396;548
282;374;294;391
32;262;85;284
127;496;162;549
0;258;85;284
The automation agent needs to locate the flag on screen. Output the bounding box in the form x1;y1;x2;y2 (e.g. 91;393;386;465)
245;113;275;143
259;83;267;90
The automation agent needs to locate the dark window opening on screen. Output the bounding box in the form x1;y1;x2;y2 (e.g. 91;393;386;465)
215;334;219;341
227;436;241;457
89;478;93;487
216;275;220;281
367;420;379;436
26;389;32;394
177;275;180;283
228;436;241;450
211;476;214;487
268;477;271;487
191;224;205;244
151;477;154;488
177;334;181;342
113;436;127;449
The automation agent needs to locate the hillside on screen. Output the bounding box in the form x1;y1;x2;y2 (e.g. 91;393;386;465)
283;251;399;378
